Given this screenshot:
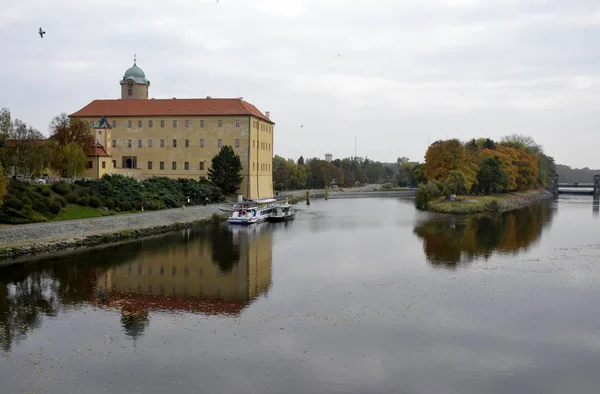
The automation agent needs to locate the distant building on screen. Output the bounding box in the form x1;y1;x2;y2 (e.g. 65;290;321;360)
325;153;333;163
70;60;274;199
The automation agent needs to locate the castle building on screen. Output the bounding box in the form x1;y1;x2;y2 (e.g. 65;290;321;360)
71;60;274;199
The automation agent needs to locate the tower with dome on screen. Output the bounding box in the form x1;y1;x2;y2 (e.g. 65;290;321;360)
120;58;150;99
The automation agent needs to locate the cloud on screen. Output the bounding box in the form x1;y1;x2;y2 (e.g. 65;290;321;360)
0;0;599;166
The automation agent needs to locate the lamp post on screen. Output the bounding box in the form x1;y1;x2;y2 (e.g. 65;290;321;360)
140;183;144;212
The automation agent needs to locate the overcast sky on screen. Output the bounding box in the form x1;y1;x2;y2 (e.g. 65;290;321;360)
1;0;599;168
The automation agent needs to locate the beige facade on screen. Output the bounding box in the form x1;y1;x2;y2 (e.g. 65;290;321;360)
76;114;274;199
95;226;273;313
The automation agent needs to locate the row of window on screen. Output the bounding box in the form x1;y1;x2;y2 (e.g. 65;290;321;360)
252;121;274;133
113;138;240;149
252;140;272;151
253;163;271;171
91;119;243;129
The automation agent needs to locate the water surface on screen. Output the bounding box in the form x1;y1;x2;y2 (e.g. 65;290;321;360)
1;197;599;394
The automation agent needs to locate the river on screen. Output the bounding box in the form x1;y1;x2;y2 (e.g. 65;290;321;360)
1;196;599;394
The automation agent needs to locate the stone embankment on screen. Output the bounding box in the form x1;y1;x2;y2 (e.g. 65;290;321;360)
497;189;554;212
0;204;228;259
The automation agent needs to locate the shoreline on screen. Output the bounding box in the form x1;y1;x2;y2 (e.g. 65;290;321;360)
426;189;554;215
0;204;228;260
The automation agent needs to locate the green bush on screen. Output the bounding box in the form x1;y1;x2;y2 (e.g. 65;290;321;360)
5;197;23;210
54;196;67;207
76;196;89;206
415;182;442;210
49;201;62;215
41;188;51;197
104;198;115;210
88;196;102;208
487;200;501;212
36;186;44;193
118;200;131;211
65;193;78;204
52;182;71;196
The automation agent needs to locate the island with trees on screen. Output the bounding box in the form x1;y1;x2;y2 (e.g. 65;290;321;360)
415;135;557;214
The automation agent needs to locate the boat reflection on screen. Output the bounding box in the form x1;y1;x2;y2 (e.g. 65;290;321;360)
413;203;554;268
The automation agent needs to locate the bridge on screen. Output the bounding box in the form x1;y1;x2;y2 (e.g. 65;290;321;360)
550;175;600;198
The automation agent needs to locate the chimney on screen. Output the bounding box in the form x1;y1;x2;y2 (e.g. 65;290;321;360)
265;111;270;119
206;96;211;99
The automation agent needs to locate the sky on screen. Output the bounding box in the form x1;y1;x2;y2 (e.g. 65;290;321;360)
1;0;599;168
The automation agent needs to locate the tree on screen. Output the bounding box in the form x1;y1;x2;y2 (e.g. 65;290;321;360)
208;146;243;194
443;170;468;197
49;114;94;154
273;155;292;191
0;163;6;207
425;139;477;190
398;161;418;187
5;119;48;178
52;143;86;178
0;108;12;145
297;156;304;166
477;156;508;195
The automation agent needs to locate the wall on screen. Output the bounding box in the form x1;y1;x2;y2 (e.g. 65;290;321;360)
77;114;273;199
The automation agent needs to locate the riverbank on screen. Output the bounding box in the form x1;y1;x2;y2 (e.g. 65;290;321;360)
0;204;228;259
427;189;553;214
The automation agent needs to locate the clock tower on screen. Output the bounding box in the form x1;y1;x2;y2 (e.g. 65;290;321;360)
119;57;150;99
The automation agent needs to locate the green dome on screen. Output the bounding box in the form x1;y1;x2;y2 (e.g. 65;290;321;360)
120;62;147;85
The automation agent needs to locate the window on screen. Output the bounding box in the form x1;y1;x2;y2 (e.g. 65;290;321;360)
160;120;165;128
235;139;240;148
173;139;177;148
102;161;106;169
173;120;178;128
200;120;205;128
217;139;222;147
200;162;205;170
112;160;117;168
236;120;240;127
185;120;190;128
127;139;132;148
160;139;165;148
253;140;255;148
172;161;177;170
137;139;142;148
112;139;116;148
112;120;116;128
149;120;153;128
87;161;93;169
200;139;204;147
148;139;153;148
138;120;142;128
184;162;189;170
148;161;153;170
253;162;255;171
128;88;132;96
185;139;189;148
128;120;132;128
218;120;223;127
160;161;165;170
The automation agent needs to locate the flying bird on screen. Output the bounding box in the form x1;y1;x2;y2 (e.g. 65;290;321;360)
39;27;45;38
300;125;304;128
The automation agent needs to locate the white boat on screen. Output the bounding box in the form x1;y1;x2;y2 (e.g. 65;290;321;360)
267;202;296;222
225;198;277;225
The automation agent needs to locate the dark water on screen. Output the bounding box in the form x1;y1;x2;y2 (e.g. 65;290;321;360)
1;196;600;394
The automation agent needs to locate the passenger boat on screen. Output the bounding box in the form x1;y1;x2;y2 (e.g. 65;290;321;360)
267;202;296;222
223;198;277;225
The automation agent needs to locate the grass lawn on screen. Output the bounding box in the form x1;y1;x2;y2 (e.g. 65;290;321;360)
51;205;109;221
428;194;508;214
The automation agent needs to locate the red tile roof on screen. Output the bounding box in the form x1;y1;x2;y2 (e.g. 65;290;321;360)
89;144;110;157
70;98;274;124
91;292;249;316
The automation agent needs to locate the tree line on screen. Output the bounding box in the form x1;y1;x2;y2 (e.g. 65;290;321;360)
415;135;557;209
273;155;398;190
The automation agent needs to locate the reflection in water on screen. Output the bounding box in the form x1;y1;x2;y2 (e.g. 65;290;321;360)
0;223;273;349
413;203;554;268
